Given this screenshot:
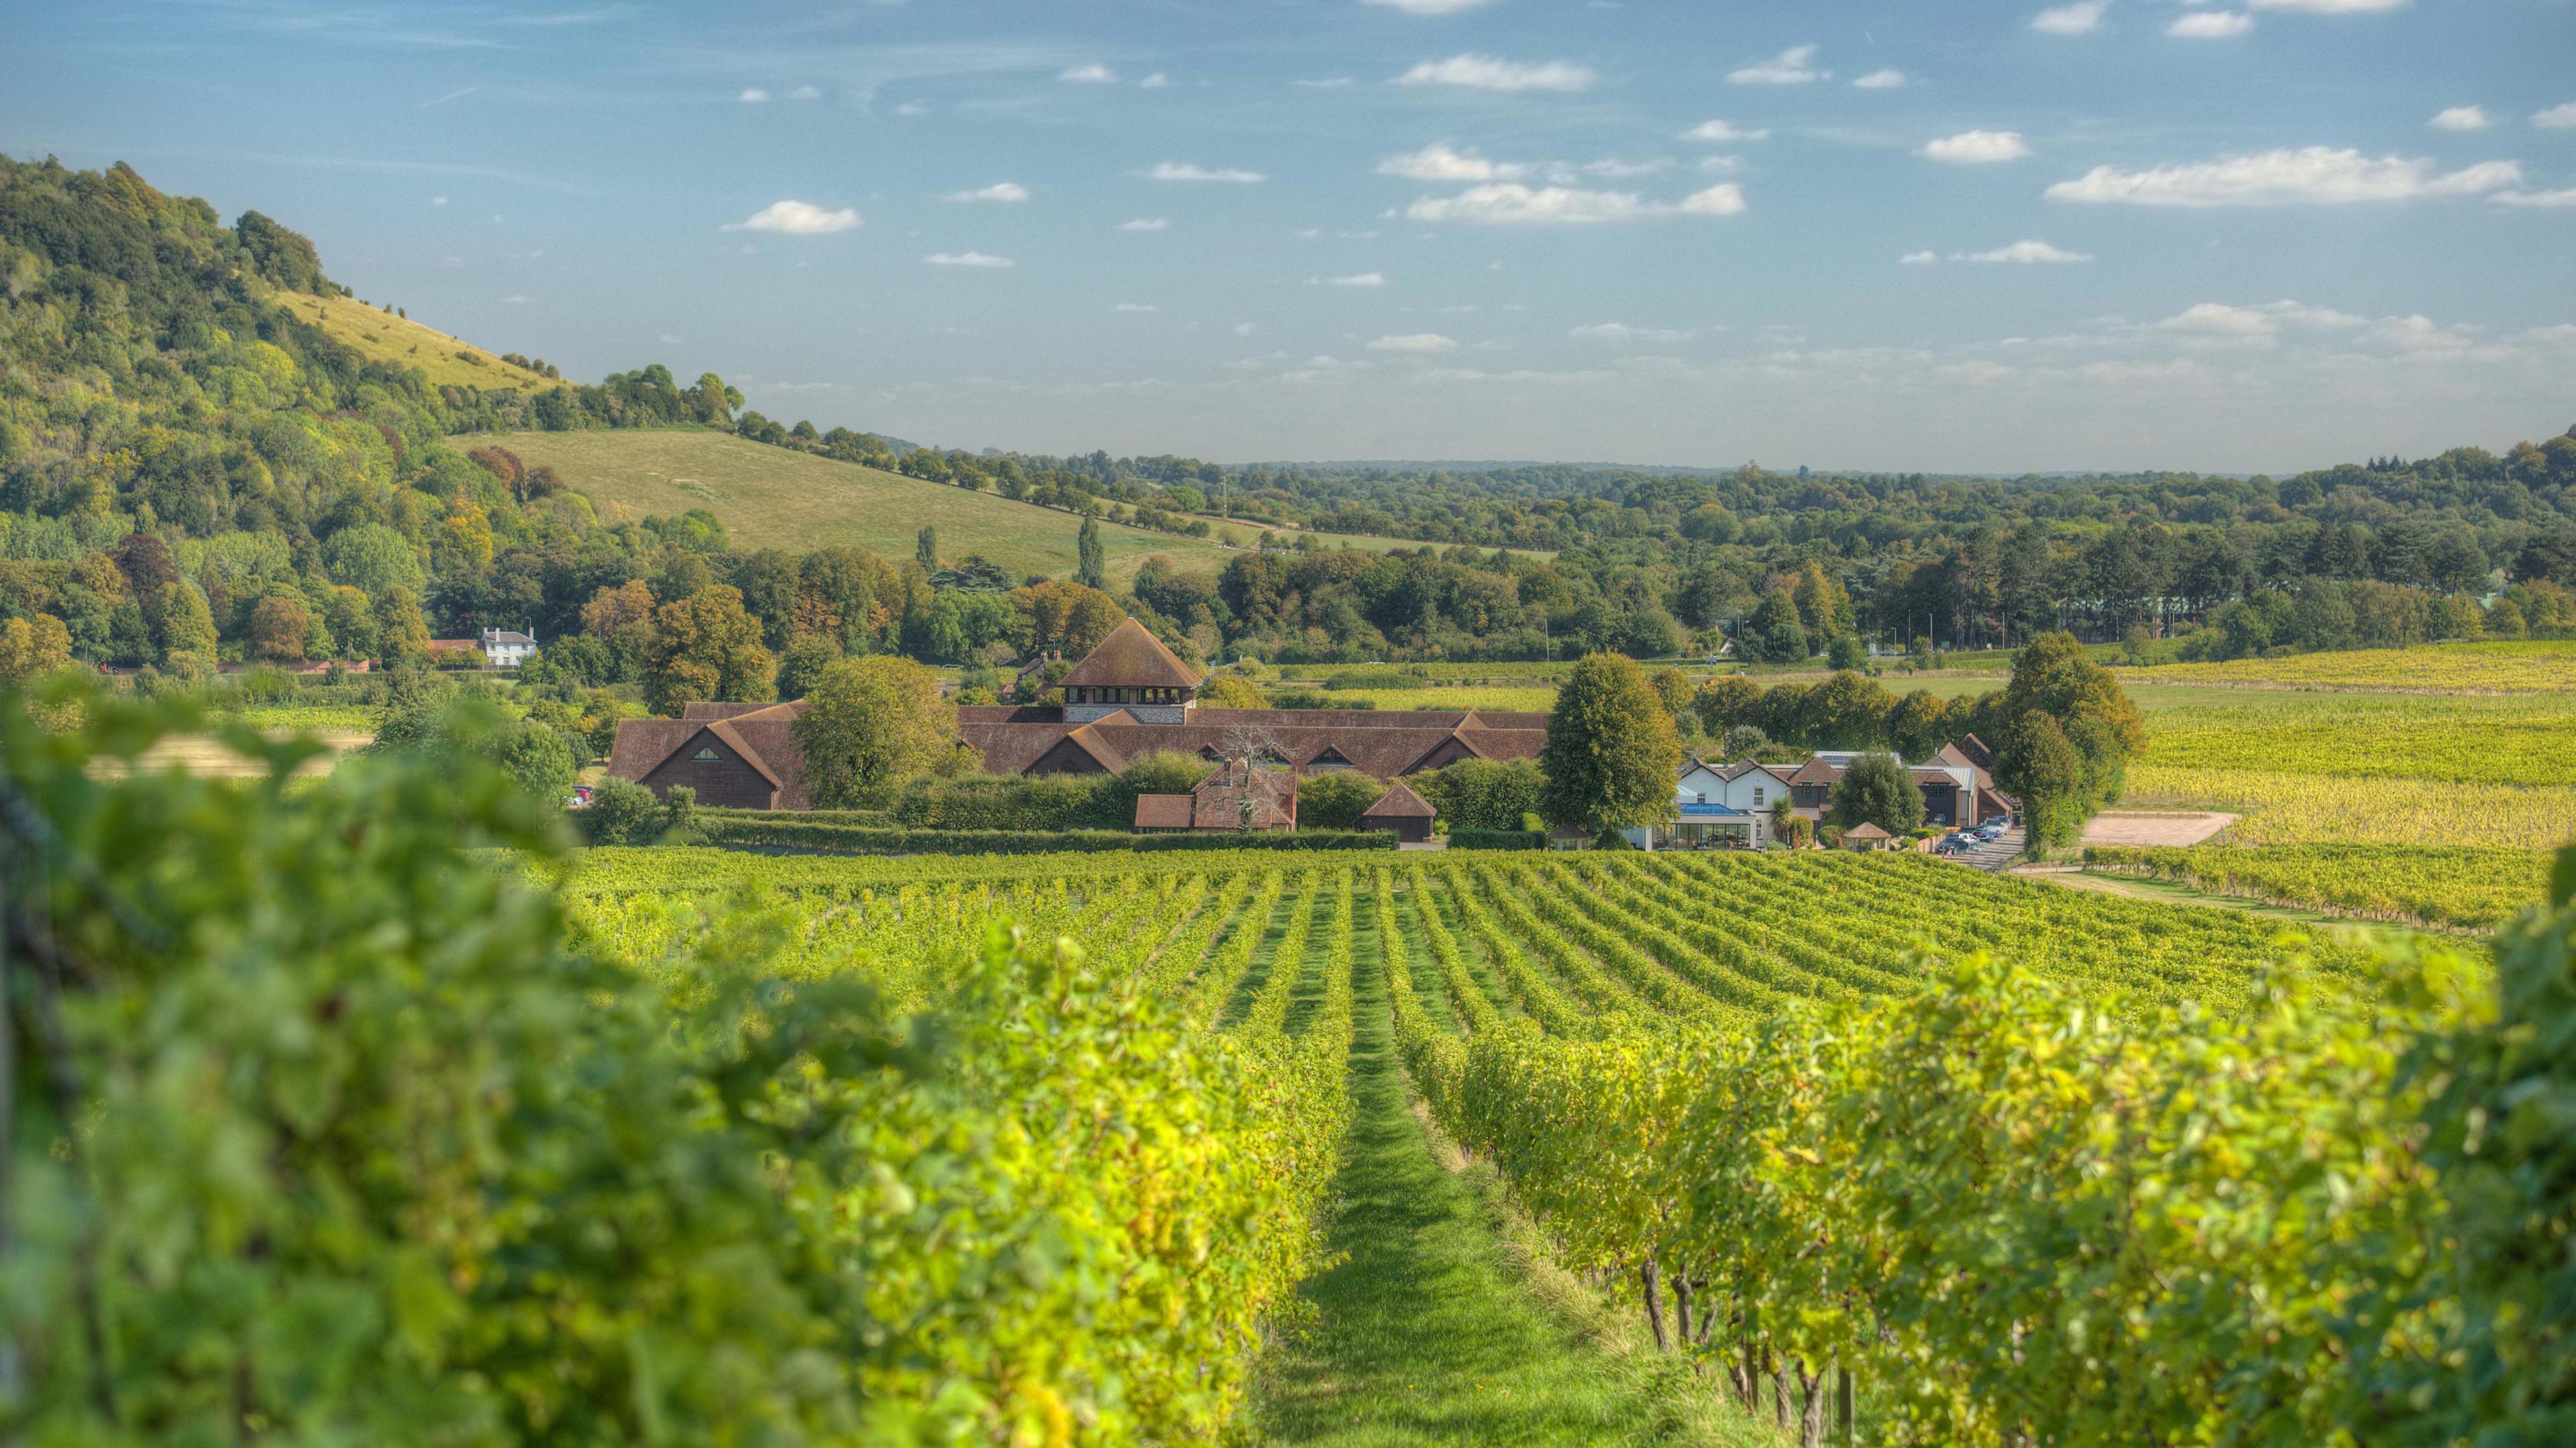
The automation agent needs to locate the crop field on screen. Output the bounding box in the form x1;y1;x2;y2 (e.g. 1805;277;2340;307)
2114;640;2576;694
548;842;2512;1443
2084;842;2553;930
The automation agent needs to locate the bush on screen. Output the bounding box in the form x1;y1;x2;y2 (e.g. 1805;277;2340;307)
1296;771;1387;830
579;776;665;844
1448;828;1546;850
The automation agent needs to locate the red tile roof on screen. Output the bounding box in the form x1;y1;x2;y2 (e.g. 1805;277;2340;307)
1134;793;1195;829
1058;619;1203;689
1360;779;1437;820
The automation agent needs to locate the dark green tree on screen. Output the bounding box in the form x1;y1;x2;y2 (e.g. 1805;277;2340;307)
1743;590;1809;663
1541;652;1683;840
1076;514;1107;590
1828;751;1925;835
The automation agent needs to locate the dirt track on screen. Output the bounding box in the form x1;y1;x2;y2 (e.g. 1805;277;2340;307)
2079;811;2238;847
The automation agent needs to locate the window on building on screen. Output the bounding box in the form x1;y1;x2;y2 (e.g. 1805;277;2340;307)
1695;792;1707;804
1753;787;1766;805
692;748;720;761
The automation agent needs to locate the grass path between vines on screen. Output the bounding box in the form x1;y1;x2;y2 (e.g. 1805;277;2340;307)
1250;889;1765;1447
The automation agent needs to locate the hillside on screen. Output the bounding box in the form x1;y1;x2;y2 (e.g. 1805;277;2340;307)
474;428;1368;583
288;289;561;392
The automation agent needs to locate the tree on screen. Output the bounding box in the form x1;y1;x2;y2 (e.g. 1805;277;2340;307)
1411;757;1547;830
1077;514;1107;590
1743;590;1809;663
1826;632;1867;672
642;586;777;714
1720;724;1768;760
1197;674;1265;709
775;634;842;700
1886;688;1950;761
916;525;938;573
1790;559;1851;639
1805;670;1893;749
378;587;432;666
1693;673;1762;736
155;582;218;668
1829;751;1925;835
248;594;309;662
1649;667;1695;720
1541;652;1683;840
794;656;956;807
1296;771;1387;830
2000;712;2087;850
0;614;74;685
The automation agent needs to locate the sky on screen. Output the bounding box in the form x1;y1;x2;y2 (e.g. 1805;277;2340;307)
7;0;2576;474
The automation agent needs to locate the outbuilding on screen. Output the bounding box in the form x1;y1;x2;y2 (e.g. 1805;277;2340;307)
1356;779;1438;844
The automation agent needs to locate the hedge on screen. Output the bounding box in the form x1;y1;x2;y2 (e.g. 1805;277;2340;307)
693;816;1398;856
1446;828;1547;850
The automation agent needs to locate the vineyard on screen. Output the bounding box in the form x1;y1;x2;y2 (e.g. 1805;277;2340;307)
18;689;2573;1447
2110;639;2576;694
2082;842;2555;930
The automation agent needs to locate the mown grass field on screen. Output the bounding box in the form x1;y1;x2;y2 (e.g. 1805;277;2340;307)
470;429;1235;583
284;289;564;392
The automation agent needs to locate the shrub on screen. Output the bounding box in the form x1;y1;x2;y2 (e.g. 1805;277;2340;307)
1296;771;1387;830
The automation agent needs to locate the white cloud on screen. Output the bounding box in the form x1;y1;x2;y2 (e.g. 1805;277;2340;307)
1397;54;1597;91
2534;103;2576;130
2247;0;2404;11
1682;119;1770;142
1584;157;1673;178
1571;322;1693;341
1139;72;1170;89
2151;299;2367;345
503;294;530;304
1853;68;1909;89
2168;11;2253;37
1320;272;1387;287
658;333;682;345
1147;162;1268;182
2047;147;2521;205
1297;76;1357;89
723;199;861;233
430;195;448;206
924;251;1014;268
2430;106;2493;132
1729;44;1825;85
2491;188;2576;209
788;85;821;101
2031;1;2109;34
1378;141;1529;181
894;101;930;117
945;181;1029;203
1957;239;2094;263
1119;217;1171;231
1114;302;1161;312
739;87;769;103
1898;250;1939;265
1365;0;1496;10
1368;333;1458;352
1921;130;2032;163
1405;182;1741;223
1059;63;1117;83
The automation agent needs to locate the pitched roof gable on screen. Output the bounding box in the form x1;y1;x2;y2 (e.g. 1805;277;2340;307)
1360;780;1437;820
1059;618;1203;689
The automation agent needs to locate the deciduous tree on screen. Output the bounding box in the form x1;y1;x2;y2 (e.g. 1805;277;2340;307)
1829;751;1925;835
642;586;776;714
794;656;956;807
1542;652;1682;840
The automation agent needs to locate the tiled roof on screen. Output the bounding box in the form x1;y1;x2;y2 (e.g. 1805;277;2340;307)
1058;619;1204;689
1134;793;1194;829
1843;822;1892;840
957;705;1546;780
1360;779;1438;819
1188;763;1296;830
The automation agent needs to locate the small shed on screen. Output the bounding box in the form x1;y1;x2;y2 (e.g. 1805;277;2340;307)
1357;779;1438;844
1841;822;1894;852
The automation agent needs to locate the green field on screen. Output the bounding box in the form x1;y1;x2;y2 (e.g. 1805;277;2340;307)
288;289;564;393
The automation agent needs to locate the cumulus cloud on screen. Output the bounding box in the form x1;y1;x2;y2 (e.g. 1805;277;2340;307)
1139;72;1169;89
2168;11;2253;37
2430;106;2493;131
1957;239;2094;263
723;200;861;233
924;251;1014;267
1571;322;1693;341
1853;68;1909;89
2491;187;2576;209
2031;1;2109;34
2151;299;2366;345
2534;103;2576;130
1364;0;1496;11
2046;147;2521;205
1682;119;1770;142
1404;182;1742;223
1378;141;1529;181
1922;130;2033;163
787;85;820;101
2247;0;2404;11
945;182;1028;203
1397;54;1597;91
1119;217;1171;231
1368;333;1459;352
739;87;769;103
1059;63;1117;83
1318;272;1388;287
1729;44;1826;85
1898;250;1939;265
1147;162;1268;182
1113;302;1160;311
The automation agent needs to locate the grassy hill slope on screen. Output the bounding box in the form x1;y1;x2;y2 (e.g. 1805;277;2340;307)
468;428;1246;583
287;290;563;392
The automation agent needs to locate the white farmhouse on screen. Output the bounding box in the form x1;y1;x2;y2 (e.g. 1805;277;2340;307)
480;627;539;667
1621;758;1799;850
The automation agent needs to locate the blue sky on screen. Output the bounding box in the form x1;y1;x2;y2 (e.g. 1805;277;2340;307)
8;0;2575;472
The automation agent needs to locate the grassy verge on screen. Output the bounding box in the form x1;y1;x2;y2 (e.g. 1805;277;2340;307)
1249;893;1770;1447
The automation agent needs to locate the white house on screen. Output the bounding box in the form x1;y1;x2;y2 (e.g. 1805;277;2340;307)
480;627;539;667
1622;758;1798;850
